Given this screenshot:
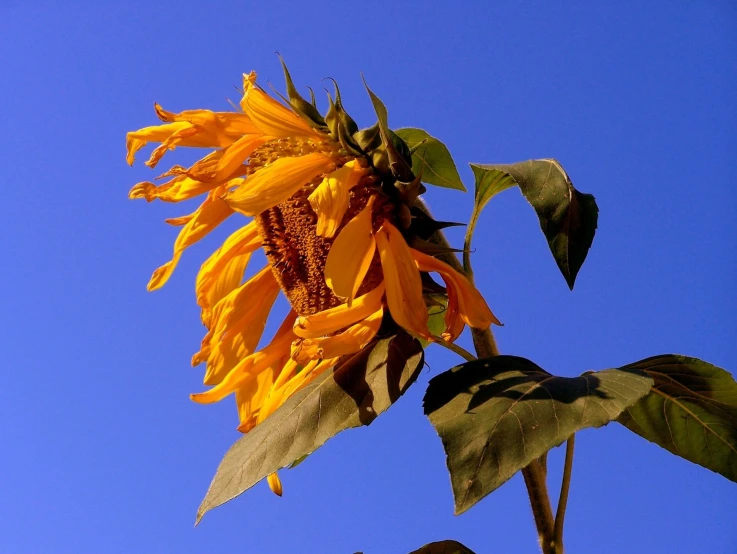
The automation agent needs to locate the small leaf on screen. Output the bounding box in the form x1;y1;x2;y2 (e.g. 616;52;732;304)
409;539;477;554
423;355;653;514
468;160;598;289
197;333;424;523
616;355;737;483
396;128;466;191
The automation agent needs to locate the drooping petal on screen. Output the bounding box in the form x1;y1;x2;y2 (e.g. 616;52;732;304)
376;222;431;340
126;122;191;165
308;161;370;238
184;134;268;182
324;196;376;306
147;187;233;291
235;358;295;433
196;221;262;325
411;248;500;331
129;174;245;204
240;71;320;139
194;266;280;386
267;473;283;496
190;312;297;404
293;283;385;339
154;103;260;137
291;305;383;364
225;152;336;216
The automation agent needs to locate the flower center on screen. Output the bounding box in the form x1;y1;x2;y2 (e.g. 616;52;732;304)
256;170;394;316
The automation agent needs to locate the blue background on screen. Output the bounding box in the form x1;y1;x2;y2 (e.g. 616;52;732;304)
1;1;735;553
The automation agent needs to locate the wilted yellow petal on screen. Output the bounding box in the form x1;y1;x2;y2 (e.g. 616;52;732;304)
240;71;319;139
194;267;280;386
196;221;262;326
411;248;500;330
324;196;376;307
126;122;191;166
225;152;335;216
185;134;268;182
147;187;232;291
293;283;385;339
376;222;431;340
308;161;370;238
190;312;297;404
292;306;383;364
267;473;283;496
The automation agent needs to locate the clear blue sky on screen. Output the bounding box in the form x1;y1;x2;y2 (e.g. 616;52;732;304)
1;1;735;553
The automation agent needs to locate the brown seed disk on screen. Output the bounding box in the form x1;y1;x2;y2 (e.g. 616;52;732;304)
256;169;394;316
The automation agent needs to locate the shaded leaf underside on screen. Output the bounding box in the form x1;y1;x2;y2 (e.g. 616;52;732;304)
197;333;424;523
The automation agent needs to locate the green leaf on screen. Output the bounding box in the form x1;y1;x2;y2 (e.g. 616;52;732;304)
423;355;653;514
468;160;598;289
196;333;424;524
395;128;466;191
616;355;737;483
409;539;477;554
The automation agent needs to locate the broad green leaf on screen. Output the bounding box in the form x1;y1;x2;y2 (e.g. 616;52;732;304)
468;160;598;289
409;539;477;554
616;355;737;482
423;355;653;514
196;333;424;523
396;128;466;191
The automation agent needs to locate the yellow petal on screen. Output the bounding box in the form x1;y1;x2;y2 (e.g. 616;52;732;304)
324;196;376;307
308;161;370;238
267;473;283;496
129;173;245;204
376;222;431;340
235;358;294;433
240;71;319;139
411;248;500;330
190;312;296;404
195;267;279;386
196;221;262;326
126;122;190;165
293;283;385;339
147;187;232;291
225;153;335;216
185;134;268;182
292;305;383;364
154;103;260;137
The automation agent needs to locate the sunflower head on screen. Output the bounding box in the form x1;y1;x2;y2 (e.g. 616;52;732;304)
126;60;499;495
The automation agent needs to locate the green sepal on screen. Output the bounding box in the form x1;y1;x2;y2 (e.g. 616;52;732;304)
278;56;327;129
362;76;414;182
408;206;465;240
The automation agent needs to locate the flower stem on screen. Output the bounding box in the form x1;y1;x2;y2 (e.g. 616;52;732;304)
552;435;576;554
420;197;560;553
433;336;477;362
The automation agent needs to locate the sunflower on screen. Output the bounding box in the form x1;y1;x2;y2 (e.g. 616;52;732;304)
126;62;499;495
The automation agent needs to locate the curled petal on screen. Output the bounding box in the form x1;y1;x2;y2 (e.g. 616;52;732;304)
147;187;232;291
196;221;262;326
190;312;297;404
376;222;431;340
241;71;320;139
308;161;370;238
185;134;268;182
411;248;500;331
324;196;376;306
225;153;335;216
293;283;385;339
291;306;383;364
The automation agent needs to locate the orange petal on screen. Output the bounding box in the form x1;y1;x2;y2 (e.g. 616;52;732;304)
267;473;283;496
293;283;385;339
411;248;500;331
292;305;383;364
194;267;280;386
376;222;431;340
147;187;232;291
185;134;268;182
240;71;320;139
190;312;297;404
225;152;335;216
196;221;262;325
308;161;370;238
324;196;376;307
